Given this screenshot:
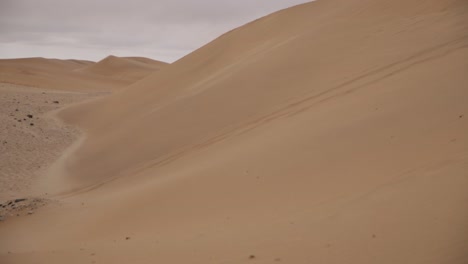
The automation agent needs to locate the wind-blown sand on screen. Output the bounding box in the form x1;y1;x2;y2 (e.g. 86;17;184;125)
1;0;468;263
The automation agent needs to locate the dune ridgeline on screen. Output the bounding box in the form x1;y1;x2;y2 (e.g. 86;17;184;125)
1;0;468;263
0;56;167;91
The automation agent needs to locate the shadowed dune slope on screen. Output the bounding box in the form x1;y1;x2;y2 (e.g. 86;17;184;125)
0;56;167;91
2;0;468;263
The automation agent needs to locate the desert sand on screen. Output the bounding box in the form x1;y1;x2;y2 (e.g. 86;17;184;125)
0;56;167;91
1;0;468;263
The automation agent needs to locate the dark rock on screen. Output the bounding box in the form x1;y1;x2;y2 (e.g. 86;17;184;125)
53;101;59;104
14;198;26;203
30;123;34;126
249;255;256;259
27;114;33;118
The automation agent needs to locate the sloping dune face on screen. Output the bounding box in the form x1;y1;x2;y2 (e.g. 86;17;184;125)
0;56;167;91
2;0;468;263
62;0;468;188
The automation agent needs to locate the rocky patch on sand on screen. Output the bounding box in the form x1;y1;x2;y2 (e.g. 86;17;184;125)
0;83;107;200
0;197;51;221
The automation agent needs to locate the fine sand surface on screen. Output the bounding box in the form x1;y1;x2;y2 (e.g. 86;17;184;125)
1;0;468;263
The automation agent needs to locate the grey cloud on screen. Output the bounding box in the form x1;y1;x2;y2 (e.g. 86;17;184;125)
0;0;311;62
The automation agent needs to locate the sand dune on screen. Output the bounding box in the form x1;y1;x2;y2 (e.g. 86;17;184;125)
1;0;468;263
0;56;167;92
77;55;168;83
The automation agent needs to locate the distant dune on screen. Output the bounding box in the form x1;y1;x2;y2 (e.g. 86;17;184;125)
77;55;168;83
0;56;167;91
1;0;467;263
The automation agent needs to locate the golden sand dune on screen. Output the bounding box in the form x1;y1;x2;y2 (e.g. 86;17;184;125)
0;56;167;91
1;0;468;263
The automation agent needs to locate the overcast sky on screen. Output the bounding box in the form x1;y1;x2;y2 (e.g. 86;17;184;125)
0;0;310;63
